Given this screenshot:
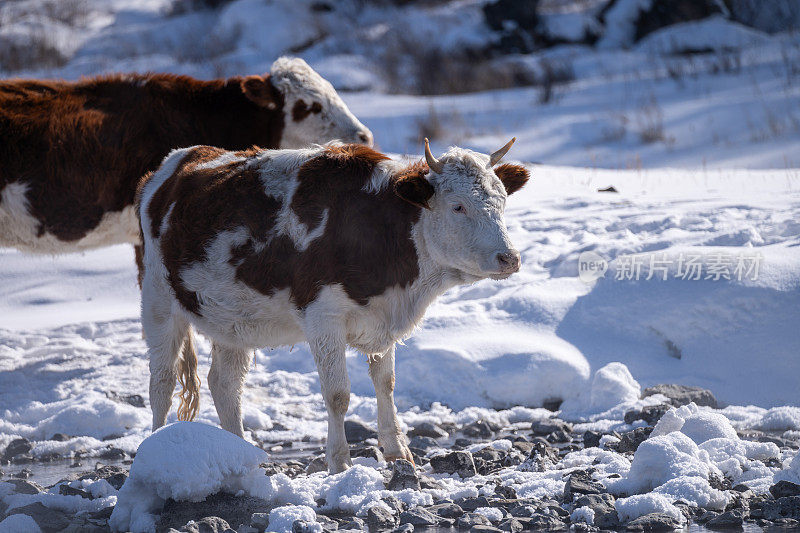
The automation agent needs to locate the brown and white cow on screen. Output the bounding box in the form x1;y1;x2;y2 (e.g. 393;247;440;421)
137;139;529;473
0;57;372;276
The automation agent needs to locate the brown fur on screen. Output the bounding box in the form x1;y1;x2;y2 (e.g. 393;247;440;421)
291;99;322;122
494;163;530;195
394;161;434;209
142;144;425;317
0;73;285;244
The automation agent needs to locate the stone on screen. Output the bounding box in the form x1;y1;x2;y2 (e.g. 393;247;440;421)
182;516;232;533
470;526;503;533
519;439;559;472
770;480;800;499
408;422;447;439
367;505;397;530
59;484;90;498
344;419;377;443
306;455;327;474
315;515;338;532
463;420;499;439
614;427;653;453
498;518;523;532
292;519;322;533
574;493;619;529
51;433;70;441
340;517;366;530
457;497;492;512
97;446;126;459
399;507;438;526
391;524;414;533
387;459;420;491
3;438;32;462
563;471;604;501
382;495;407;514
7;502;71;532
352;446;384;462
80;464;128;490
546;430;572;444
525;512;567;530
531;419;572;436
641;384;717;408
457;512;492;529
760;496;800;521
624;404;671;426
429;502;464;519
509;505;536;518
5;479;43;494
706;509;744;528
418;474;443;490
495;485;517;499
430;451;477;478
583;431;602;448
625;512;681;531
157;493;271;532
408;436;438;452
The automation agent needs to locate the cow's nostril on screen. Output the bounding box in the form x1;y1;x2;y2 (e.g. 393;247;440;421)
357;132;372;145
496;251;521;272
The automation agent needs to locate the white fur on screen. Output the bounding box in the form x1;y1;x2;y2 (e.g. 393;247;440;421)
194;152;246;171
139;143;522;473
270;57;373;148
0;181;141;253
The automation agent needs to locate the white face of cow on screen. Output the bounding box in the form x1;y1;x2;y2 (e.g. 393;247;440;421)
396;141;530;281
269;57;374;148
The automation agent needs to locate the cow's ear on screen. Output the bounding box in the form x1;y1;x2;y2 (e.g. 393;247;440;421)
241;75;278;110
394;169;434;210
494;163;529;195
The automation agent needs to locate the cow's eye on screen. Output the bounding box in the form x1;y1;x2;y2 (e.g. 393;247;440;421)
453;204;465;213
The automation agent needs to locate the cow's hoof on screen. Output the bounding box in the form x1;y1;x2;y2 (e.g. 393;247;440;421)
384;446;415;466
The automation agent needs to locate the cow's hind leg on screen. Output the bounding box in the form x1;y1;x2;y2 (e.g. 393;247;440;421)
142;298;190;431
208;342;252;438
369;345;413;464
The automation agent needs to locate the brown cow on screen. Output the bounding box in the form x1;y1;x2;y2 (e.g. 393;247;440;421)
0;57;373;278
137;139;529;473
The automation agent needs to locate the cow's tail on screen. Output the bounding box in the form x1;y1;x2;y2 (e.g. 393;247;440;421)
176;329;200;421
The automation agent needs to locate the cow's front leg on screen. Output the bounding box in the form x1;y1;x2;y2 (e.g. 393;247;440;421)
309;332;352;474
369;345;413;464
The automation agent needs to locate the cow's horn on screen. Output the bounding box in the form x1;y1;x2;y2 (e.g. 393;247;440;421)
424;138;444;173
488;137;516;167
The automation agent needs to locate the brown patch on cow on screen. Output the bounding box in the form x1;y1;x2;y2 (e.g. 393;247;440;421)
493;163;530;195
394;161;434;209
240;75;280;110
291;99;323;122
0;72;285;245
329;390;350;414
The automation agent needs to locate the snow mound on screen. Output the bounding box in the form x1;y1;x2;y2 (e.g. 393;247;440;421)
636;16;772;54
615;493;685;524
0;514;42;533
653;476;728;510
652;403;738;443
571;506;595;525
109;422;269;533
559;362;644;418
267;505;320;533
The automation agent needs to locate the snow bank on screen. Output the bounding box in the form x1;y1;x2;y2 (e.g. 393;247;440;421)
109;422;269;533
615;493;685;523
636;16;771;54
0;514;42;533
267;505;320;533
651;403;738;443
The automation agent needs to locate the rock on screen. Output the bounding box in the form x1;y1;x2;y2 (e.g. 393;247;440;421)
391;524;414;533
292;519;322;533
509;505;536;518
641;384;717;408
495;485;517;499
625;512;682;531
5;479;43;494
51;433;70;441
382;495;407;514
12;468;32;478
458;512;492;529
429;503;464;519
583;431;602;449
574;493;618;528
457;497;492;512
158;493;271;532
108;392;146;408
306;455;327;474
315;515;337;532
97;446;126;460
519;439;559;472
430;451;477;478
79;465;128;490
614;427;653;453
7;502;71;532
624;405;671;426
498;518;523;532
182;516;232;533
367;505;397;530
531;419;572;436
408;436;438;453
563;471;604;501
352;445;384;462
399;507;439;526
340;517;366;530
771;481;800;499
59;484;91;498
760;496;800;521
3;438;32;462
408;422;447;439
418;474;443;490
525;512;567;530
470;526;503;533
463;420;499;439
706;509;744;528
344;419;377;443
386;459;420;491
